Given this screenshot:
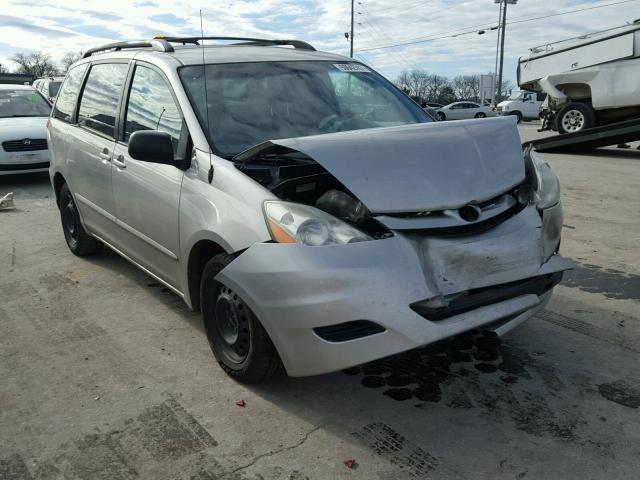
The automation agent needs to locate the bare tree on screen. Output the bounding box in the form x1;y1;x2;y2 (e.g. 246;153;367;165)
452;75;480;102
60;51;83;73
0;63;9;74
11;52;59;77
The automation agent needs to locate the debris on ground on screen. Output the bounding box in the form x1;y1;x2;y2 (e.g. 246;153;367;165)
235;399;246;407
0;193;15;210
343;459;357;469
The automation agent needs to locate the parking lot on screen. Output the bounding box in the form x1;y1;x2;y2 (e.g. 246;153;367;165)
1;122;639;479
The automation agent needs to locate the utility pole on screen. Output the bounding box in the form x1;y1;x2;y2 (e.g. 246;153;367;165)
492;0;503;105
350;0;355;57
496;0;508;100
494;0;517;101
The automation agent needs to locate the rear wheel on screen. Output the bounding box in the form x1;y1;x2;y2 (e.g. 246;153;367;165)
556;102;595;134
474;112;486;118
58;183;103;256
200;253;281;383
436;112;446;121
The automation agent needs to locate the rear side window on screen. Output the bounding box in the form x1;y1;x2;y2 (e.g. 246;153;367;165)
78;63;128;137
53;64;88;122
124;65;184;157
49;81;62;97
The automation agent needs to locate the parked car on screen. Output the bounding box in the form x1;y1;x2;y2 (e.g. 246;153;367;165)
435;101;496;121
0;84;51;175
33;76;64;103
49;37;570;383
424;102;443;108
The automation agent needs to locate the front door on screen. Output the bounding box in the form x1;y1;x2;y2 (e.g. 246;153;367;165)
111;63;188;288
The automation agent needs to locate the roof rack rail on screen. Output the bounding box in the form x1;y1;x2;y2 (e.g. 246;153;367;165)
82;39;174;58
155;36;316;51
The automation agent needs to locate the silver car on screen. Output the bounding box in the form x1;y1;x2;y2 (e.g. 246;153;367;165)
435;101;497;121
48;37;570;382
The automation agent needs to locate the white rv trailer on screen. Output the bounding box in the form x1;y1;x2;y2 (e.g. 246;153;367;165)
518;20;640;133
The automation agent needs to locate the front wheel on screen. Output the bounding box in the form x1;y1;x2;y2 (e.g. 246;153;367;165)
58;183;103;256
474;112;486;118
556;102;595;134
200;253;281;383
436;112;446;121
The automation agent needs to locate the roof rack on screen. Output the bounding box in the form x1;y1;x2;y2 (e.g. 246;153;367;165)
83;39;174;58
155;36;316;50
83;36;316;59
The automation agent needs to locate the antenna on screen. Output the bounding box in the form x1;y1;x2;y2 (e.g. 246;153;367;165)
200;9;214;183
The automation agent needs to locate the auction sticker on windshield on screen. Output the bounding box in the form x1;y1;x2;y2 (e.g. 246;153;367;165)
333;63;371;73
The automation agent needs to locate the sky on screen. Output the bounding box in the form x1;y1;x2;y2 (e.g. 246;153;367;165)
0;0;635;84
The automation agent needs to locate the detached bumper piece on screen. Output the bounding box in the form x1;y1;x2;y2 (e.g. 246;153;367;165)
410;271;563;321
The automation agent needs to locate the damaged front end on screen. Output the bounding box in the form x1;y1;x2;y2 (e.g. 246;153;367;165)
219;117;571;376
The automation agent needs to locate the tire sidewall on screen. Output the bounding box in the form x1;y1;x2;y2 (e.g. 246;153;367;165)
59;184;80;253
200;258;259;374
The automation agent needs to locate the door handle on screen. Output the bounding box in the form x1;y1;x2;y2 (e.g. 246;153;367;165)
113;154;126;169
98;148;111;161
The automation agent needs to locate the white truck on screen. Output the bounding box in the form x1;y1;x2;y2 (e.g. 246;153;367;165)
518;20;640;133
497;90;546;122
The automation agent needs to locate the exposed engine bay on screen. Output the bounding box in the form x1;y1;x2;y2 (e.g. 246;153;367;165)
234;144;389;237
235;142;540;238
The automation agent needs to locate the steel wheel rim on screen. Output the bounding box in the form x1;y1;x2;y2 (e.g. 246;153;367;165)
212;285;250;364
562;109;585;132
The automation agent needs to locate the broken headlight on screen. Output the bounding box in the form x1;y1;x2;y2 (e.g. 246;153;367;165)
263;201;373;246
529;150;560;209
525;148;563;260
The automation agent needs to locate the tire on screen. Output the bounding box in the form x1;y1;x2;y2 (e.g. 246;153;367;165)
58;183;103;256
436;112;446;121
200;253;281;383
511;111;523;123
556;102;595;134
474;112;487;119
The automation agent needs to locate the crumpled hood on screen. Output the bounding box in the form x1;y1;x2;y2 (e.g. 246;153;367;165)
265;116;525;213
0;117;48;142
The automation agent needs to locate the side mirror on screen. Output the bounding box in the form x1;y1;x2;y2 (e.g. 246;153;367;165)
128;130;175;165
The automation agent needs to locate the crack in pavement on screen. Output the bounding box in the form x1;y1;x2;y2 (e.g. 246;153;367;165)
223;425;323;478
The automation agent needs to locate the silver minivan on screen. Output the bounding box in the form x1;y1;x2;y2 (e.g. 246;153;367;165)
48;37;571;382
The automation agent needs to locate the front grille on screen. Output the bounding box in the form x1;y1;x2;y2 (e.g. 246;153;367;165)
2;138;48;152
0;162;49;172
411;272;563;322
314;320;386;342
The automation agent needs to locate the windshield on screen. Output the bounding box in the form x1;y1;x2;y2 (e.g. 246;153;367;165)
180;61;430;157
0;89;51;118
507;91;524;101
49;81;62;97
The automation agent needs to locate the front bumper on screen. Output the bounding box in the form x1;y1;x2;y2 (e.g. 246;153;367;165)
0;150;50;175
217;205;571;377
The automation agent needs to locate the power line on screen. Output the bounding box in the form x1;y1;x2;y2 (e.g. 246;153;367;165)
358;0;639;52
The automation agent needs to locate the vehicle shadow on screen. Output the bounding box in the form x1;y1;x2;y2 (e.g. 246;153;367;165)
80;247;203;332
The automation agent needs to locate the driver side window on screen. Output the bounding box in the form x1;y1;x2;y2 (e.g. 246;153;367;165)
124;65;185;159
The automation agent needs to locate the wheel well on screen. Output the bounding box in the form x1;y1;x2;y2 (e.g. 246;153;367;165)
53;173;66;208
187;239;227;311
557;83;592;103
